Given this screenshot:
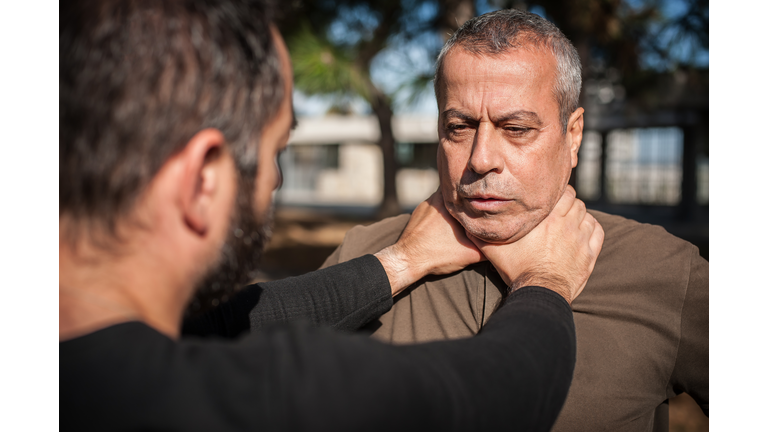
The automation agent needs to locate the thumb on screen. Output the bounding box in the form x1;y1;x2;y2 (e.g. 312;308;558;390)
466;233;502;262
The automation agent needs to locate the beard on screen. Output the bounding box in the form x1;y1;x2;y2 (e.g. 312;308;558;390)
185;168;273;317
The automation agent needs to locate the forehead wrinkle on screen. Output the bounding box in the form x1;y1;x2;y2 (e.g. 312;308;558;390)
442;49;559;129
446;73;538;119
443;82;498;122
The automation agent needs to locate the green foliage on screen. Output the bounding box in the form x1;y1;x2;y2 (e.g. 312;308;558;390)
288;22;371;102
394;71;435;109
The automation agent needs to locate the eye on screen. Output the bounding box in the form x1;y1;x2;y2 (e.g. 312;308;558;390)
446;123;473;135
504;125;532;137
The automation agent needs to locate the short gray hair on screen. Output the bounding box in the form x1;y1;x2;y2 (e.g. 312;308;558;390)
434;8;582;134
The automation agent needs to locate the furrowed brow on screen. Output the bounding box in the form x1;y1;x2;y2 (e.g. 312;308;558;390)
494;110;543;127
441;109;477;123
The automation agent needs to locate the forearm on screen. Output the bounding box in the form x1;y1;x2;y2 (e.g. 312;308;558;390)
374;245;424;296
437;286;576;431
252;286;576;431
182;255;393;338
416;287;575;431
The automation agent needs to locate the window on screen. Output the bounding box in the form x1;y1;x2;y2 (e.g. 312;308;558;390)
279;144;339;193
396;142;438;170
606;127;683;205
577;127;693;205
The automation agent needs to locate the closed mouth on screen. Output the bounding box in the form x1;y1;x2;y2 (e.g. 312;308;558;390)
464;194;512;202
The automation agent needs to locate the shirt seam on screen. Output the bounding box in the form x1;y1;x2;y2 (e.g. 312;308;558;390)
664;243;695;397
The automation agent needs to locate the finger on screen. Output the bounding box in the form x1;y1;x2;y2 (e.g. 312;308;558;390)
572;218;603;301
465;231;487;251
467;234;500;261
467;246;488;262
589;218;605;259
573;281;587;301
566;197;587;225
552;185;577;217
454;227;484;253
427;188;442;205
580;209;596;232
430;192;457;222
582;215;601;265
408;200;430;223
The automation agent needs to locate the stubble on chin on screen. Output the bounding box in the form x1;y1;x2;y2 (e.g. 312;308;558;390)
446;200;549;245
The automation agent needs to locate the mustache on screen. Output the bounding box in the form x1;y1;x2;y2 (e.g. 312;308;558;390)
456;175;517;199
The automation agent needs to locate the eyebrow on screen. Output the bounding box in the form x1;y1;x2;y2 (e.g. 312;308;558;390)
494;110;543;127
441;108;543;127
441;109;477;123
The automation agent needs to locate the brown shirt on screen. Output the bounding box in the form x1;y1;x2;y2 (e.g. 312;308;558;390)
321;210;708;432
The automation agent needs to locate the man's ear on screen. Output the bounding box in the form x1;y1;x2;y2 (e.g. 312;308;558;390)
566;108;585;168
176;128;233;236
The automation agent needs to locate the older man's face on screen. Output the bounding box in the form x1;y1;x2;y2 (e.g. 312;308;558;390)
437;46;582;244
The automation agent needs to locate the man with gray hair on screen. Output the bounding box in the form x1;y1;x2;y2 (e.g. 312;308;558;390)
323;8;708;431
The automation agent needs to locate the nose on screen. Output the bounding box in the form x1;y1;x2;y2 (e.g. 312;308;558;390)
467;122;504;175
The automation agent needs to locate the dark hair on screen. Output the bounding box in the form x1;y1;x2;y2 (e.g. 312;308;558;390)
60;0;284;238
434;8;581;133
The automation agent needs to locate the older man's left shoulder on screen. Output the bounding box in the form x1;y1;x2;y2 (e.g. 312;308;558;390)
587;209;702;264
582;208;706;307
556;210;708;431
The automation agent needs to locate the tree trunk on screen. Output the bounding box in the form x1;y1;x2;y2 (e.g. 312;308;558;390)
370;86;400;219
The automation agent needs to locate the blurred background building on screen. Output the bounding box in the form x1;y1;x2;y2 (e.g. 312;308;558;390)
278;115;439;208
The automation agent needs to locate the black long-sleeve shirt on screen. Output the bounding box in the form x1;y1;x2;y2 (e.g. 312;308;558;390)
181;254;394;337
61;255;576;431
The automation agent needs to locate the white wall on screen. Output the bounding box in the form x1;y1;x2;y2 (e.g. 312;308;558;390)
277;115;440;207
